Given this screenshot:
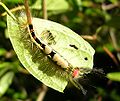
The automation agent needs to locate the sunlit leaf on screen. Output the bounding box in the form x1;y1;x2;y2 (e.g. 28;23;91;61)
0;71;14;97
7;11;94;92
0;48;6;56
107;72;120;82
31;0;69;11
7;14;68;92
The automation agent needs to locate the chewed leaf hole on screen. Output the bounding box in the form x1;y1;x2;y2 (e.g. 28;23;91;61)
84;57;88;61
69;44;78;50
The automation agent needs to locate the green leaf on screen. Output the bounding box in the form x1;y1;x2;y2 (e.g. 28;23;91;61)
109;0;119;4
6;2;94;92
0;48;6;56
0;62;16;77
82;1;93;7
31;0;69;11
7;15;68;92
96;43;114;52
0;71;14;97
0;62;10;69
0;21;6;27
107;72;120;82
7;12;94;92
3;0;23;3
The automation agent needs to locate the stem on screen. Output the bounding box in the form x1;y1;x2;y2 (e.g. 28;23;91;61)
37;84;48;101
24;1;48;100
103;46;119;66
42;0;47;19
110;28;119;51
24;0;32;24
0;2;16;21
102;3;119;11
1;5;24;17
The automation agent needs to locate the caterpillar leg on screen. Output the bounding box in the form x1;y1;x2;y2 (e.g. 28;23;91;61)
69;77;87;95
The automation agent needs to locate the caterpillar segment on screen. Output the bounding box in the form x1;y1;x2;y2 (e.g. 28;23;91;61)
28;24;69;69
28;24;88;79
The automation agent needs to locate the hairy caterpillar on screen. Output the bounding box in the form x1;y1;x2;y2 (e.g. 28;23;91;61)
0;1;95;93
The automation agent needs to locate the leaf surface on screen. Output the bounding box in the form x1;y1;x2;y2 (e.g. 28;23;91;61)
7;15;68;92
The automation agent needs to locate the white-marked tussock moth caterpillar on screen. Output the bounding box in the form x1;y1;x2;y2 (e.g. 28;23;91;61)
0;1;95;94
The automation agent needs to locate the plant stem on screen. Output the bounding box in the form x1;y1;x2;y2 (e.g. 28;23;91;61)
24;0;32;24
37;84;48;101
0;2;16;21
42;0;47;19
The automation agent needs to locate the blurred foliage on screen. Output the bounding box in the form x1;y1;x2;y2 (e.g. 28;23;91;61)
0;0;120;101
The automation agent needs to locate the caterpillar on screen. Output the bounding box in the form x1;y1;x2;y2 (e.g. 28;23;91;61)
0;1;95;94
